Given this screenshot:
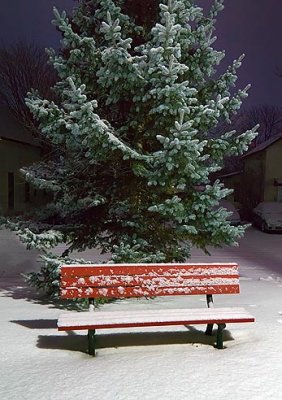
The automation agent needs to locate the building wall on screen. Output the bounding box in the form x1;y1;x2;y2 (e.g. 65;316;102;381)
221;174;242;204
0;139;41;215
223;138;282;217
264;138;282;202
242;152;265;209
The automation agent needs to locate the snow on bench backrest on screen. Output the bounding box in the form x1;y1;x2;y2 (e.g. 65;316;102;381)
60;263;240;299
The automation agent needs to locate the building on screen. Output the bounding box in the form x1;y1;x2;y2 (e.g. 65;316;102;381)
242;134;282;203
221;134;282;217
0;108;42;215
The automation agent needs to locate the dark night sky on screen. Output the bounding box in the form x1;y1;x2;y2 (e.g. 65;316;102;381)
1;0;282;107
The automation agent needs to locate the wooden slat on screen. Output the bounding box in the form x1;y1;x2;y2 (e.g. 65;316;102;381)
61;275;240;288
61;263;238;278
57;307;255;331
60;284;240;299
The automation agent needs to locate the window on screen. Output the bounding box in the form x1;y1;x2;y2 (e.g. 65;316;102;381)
8;172;14;209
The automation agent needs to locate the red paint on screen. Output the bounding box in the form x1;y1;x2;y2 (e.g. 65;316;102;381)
58;316;255;331
60;284;240;299
60;263;240;299
61;274;240;288
61;263;238;278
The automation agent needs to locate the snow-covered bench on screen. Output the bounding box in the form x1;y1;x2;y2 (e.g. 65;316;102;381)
57;263;255;356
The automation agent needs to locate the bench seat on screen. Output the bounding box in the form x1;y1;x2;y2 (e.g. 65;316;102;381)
58;307;255;331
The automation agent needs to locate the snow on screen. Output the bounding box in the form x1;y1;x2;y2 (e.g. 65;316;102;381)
85;288;93;296
253;202;282;226
1;227;282;399
58;308;254;329
254;201;282;213
89;276;96;283
117;286;125;295
62;262;238;267
98;288;109;297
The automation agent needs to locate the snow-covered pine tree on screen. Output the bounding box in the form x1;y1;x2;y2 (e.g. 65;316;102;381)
7;0;257;295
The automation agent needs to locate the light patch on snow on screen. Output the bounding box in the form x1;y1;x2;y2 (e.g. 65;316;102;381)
259;276;275;281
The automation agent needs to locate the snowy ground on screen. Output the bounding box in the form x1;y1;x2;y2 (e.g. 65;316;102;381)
1;227;282;400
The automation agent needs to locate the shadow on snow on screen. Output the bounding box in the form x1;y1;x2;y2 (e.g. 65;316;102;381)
10;318;234;354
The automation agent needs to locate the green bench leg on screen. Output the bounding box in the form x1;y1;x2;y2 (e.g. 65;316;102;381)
205;295;214;336
88;329;96;356
205;323;214;336
216;323;226;349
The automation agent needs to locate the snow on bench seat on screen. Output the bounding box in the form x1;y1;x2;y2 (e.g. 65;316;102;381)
58;307;255;331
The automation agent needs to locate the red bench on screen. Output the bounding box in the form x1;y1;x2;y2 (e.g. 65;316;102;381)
57;263;255;356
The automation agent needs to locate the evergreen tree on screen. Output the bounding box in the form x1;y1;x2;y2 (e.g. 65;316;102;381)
6;0;257;295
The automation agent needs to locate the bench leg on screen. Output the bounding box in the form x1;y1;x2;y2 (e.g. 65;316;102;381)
88;329;96;356
216;323;226;349
205;323;214;336
205;295;214;336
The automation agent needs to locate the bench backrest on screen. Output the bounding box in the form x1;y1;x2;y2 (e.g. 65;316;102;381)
60;263;240;299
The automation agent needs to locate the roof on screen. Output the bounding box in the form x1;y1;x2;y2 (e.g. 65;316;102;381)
0;107;40;146
242;133;282;158
220;170;243;179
